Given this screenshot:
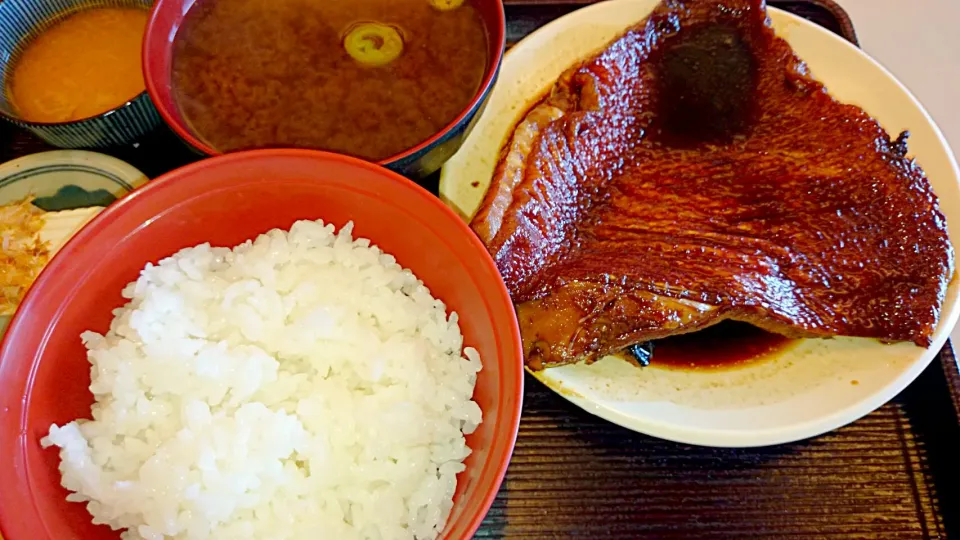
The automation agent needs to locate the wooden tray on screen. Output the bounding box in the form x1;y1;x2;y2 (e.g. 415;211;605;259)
1;1;957;538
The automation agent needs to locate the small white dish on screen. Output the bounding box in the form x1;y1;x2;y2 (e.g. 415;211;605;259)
439;0;960;447
0;151;147;336
0;150;148;208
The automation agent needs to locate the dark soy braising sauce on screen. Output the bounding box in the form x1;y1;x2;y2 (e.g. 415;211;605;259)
638;322;794;371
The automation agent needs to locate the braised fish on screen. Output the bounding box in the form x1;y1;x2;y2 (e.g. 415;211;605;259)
471;0;954;369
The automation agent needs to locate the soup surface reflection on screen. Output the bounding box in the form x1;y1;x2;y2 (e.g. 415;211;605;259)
171;0;489;160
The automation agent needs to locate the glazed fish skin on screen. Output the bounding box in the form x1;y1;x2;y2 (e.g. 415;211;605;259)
471;0;954;369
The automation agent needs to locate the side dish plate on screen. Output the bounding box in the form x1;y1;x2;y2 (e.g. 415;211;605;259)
0;150;148;207
439;0;960;447
0;150;148;337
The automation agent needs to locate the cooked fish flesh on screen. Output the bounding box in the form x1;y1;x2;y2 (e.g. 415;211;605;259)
471;0;954;369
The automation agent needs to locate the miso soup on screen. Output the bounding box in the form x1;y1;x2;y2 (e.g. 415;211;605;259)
171;0;489;160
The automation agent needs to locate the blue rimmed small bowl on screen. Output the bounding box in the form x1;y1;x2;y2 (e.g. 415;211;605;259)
0;0;161;148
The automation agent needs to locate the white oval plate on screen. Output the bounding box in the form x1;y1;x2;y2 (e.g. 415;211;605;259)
439;0;960;447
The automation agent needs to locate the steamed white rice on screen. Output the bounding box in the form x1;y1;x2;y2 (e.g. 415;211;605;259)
41;219;483;540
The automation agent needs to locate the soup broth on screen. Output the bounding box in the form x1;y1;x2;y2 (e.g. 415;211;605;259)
9;7;148;123
171;0;489;160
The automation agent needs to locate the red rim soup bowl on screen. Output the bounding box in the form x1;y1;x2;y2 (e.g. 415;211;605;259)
142;0;506;180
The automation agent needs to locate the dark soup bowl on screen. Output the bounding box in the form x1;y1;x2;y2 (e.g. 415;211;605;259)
143;0;505;180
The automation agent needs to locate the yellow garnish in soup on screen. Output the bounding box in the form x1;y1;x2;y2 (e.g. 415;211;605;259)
429;0;465;11
9;7;149;123
343;22;404;67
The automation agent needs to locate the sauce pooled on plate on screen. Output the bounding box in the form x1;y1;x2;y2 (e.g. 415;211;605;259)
627;322;795;371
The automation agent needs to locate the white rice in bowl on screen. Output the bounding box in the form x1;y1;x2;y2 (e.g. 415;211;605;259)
41;219;483;540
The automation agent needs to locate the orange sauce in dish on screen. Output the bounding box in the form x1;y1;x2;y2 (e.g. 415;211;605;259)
8;7;149;123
